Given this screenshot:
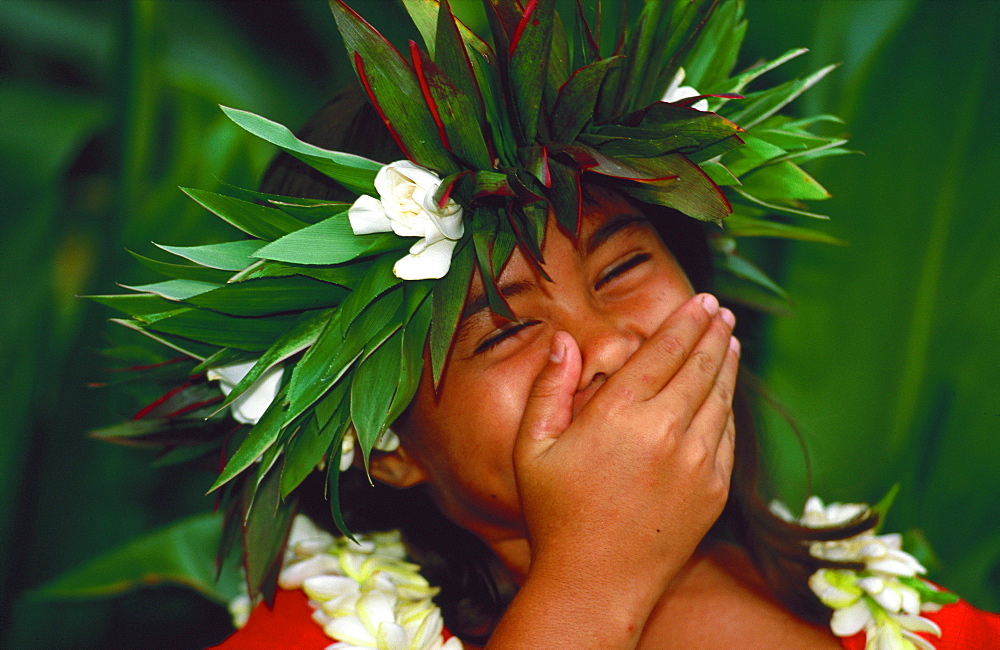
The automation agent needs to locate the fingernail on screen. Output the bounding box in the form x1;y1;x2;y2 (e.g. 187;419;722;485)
700;293;719;315
729;336;741;357
550;333;566;364
720;307;736;328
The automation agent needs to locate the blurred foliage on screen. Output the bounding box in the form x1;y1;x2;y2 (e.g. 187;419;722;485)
0;0;995;647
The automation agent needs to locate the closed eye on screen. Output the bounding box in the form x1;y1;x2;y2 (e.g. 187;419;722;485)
474;319;541;355
594;253;652;290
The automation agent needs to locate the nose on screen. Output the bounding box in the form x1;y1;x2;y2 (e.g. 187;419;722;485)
568;307;643;396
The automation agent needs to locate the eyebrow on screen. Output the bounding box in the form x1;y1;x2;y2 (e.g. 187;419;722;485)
459;212;648;322
583;212;648;255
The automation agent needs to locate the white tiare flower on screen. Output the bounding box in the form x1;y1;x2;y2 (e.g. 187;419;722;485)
206;360;283;425
661;66;710;111
271;518;462;650
339;426;402;472
776;497;944;649
349;160;464;280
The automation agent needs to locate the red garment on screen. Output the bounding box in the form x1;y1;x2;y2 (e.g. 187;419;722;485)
215;589;1000;649
839;599;1000;650
211;589;330;650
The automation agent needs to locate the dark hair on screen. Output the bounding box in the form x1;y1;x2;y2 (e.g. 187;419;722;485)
262;83;874;644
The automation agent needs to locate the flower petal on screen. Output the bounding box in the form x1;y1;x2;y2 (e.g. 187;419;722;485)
830;599;872;637
376;621;408;650
349;194;393;235
280;554;344;589
393;238;457;280
325;615;376;646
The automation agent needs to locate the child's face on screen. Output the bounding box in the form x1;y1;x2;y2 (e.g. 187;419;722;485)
385;192;695;567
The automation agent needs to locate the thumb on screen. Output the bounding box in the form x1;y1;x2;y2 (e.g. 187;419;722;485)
518;331;581;448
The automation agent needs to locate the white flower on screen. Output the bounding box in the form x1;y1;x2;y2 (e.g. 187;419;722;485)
349;161;464;280
777;497;944;649
207;360;283;425
661;67;709;112
340;426;402;472
269;518;461;650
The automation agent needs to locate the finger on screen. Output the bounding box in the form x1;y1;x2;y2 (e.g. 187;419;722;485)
652;308;735;429
517;332;583;456
605;293;720;401
683;334;740;449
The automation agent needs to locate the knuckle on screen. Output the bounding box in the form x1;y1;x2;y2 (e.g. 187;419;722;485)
653;332;686;364
692;349;717;376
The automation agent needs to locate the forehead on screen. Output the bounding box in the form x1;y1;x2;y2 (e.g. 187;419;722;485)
462;191;657;310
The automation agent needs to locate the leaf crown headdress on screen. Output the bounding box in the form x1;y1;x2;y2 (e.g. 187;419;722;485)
93;0;849;599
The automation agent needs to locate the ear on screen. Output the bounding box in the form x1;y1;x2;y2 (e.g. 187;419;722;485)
365;443;429;488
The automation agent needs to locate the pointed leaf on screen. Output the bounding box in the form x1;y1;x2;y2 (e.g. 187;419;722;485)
210;384;289;492
330;0;456;172
145;309;299;352
242;464;297;601
351;328;404;466
221;105;380;195
411;43;493;169
618;153;731;223
508;0;556;143
551;56;623;142
30;513;241;605
128;251;234;284
181;188;309;240
430;239;473;385
214;309;333;412
122;279;220;302
253;212;403;265
156;240;266;271
187;276;349;317
433;0;488;134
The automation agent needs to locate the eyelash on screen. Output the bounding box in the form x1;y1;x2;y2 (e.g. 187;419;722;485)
473;253;652;355
594;252;652;290
475;320;541;355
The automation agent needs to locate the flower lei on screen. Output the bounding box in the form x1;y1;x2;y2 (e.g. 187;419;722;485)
230;515;463;650
772;496;958;650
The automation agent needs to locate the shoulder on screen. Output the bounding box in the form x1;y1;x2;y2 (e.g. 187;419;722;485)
639;543;842;649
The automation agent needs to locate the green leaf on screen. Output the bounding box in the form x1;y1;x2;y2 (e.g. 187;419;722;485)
351;328;404;466
329;0;456;173
187;276;349;317
433;0;487;134
87;293;179;317
210;385;288;493
241;463;297;601
739;161;830;202
145;309;299;352
724;64;837;129
508;0;555;143
156;240;266;271
280;386;349;499
430;239;473;385
233;260;369;288
871;483;901;533
339;254;401;327
30;513;241;606
730;185;830;220
221;105;380;196
551;56;623;143
472;207;514;320
121;279;220;301
388;289;432;424
411;44;492;169
254;212;403;265
713;249;787;298
619;153;731;223
214;309;332;412
723;213;844;244
128;251;234;284
109;318;218;361
181;188;309;241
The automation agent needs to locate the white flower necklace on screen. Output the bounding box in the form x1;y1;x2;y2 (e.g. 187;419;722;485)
230;515;462;650
772;496;957;650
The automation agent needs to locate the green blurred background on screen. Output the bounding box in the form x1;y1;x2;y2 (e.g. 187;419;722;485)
1;1;996;647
